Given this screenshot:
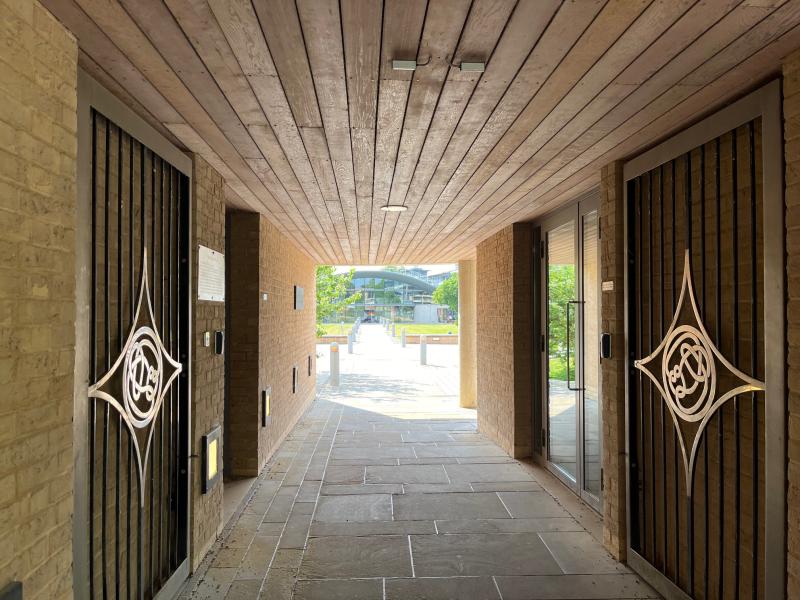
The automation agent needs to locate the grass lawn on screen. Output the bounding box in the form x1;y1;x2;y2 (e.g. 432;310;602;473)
394;323;458;336
318;323;352;336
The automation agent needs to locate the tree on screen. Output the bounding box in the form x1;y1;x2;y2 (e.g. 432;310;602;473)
315;266;361;336
546;264;576;381
432;272;459;314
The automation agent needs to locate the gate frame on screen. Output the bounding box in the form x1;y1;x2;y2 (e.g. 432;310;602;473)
622;80;785;600
74;69;194;600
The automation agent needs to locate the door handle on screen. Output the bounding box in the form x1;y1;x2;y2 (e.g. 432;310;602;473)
566;300;584;391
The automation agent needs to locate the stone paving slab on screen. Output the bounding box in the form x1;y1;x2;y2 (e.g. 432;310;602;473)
179;325;656;599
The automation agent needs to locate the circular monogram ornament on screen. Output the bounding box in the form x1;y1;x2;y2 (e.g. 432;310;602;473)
122;326;163;428
661;325;716;422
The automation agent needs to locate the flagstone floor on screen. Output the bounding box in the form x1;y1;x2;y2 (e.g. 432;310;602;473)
179;394;657;599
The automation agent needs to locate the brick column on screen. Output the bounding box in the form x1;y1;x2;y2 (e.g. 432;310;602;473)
599;161;627;561
476;223;533;458
458;259;477;409
190;156;226;569
226;211;261;477
0;1;77;596
783;49;800;599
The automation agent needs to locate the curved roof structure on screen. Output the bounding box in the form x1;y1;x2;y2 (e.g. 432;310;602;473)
351;270;435;293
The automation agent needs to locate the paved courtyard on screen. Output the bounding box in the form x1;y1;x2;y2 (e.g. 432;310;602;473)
180;326;656;599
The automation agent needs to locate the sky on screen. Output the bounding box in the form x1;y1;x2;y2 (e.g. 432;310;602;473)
334;264;457;275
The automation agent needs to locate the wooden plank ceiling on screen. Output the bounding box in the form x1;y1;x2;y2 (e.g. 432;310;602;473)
45;0;800;264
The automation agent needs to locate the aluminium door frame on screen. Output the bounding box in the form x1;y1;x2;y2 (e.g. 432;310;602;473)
74;68;194;600
622;79;784;600
536;189;602;512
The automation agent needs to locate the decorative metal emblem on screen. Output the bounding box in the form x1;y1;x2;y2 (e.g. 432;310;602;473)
89;250;182;504
634;250;764;494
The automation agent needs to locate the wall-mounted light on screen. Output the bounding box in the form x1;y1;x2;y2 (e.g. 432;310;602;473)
460;62;485;73
392;59;417;71
201;425;221;494
380;204;408;212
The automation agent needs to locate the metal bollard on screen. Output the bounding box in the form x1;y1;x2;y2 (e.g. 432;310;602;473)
347;332;353;354
420;335;427;365
330;342;340;386
401;328;406;348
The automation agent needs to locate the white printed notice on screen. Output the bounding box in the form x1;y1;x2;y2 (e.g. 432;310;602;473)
198;246;225;302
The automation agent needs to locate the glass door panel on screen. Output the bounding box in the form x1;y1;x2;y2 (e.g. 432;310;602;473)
546;221;577;484
582;211;601;501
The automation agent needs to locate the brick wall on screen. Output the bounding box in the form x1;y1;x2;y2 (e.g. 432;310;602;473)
227;212;316;477
784;49;800;599
458;259;477;409
257;216;317;469
226;212;260;476
0;1;77;597
190;156;226;570
599;161;627;561
476;223;533;459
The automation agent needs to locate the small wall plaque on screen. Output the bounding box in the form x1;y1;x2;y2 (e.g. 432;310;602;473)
198;246;225;302
602;280;614;292
294;285;304;310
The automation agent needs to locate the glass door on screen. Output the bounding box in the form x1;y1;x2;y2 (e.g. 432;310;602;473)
542;198;601;510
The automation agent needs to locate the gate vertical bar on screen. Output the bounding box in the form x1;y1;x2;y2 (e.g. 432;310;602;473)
732;128;741;600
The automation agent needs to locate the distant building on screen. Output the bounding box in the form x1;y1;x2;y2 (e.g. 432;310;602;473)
330;267;457;323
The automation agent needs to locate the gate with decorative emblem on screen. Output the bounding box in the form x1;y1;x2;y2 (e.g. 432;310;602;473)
76;93;191;600
623;83;784;600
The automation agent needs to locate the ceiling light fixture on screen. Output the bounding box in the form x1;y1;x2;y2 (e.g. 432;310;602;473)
392;59;417;71
460;61;485;73
380;204;408;212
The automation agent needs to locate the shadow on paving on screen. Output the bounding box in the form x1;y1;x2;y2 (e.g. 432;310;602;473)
178;397;657;600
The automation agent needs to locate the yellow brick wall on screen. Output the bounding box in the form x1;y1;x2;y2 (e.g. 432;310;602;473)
226;212;317;477
190;156;226;570
257;216;317;471
598;161;627;561
0;1;77;597
783;49;800;600
476;223;533;459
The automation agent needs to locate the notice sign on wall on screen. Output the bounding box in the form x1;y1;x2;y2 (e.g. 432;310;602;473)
198;246;225;302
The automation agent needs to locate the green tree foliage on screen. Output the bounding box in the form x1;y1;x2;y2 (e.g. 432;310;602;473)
432;272;459;314
316;266;361;336
547;264;576;381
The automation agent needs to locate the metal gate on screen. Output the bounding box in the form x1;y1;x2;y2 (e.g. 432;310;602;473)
84;109;190;599
623;84;784;600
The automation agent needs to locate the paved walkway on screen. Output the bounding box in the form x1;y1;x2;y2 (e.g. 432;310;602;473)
180;326;657;599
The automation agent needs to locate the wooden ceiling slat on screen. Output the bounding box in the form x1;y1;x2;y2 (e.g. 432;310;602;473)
255;0;351;262
298;0;361;263
49;0;320;257
406;0;650;262
368;0;428;263
437;12;800;261
208;0;341;262
163;0;330;258
341;0;382;263
374;0;472;263
53;0;800;263
438;0;797;258
394;0;603;263
384;0;549;263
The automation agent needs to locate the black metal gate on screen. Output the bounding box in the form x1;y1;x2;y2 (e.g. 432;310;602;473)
626;118;769;599
86;109;190;599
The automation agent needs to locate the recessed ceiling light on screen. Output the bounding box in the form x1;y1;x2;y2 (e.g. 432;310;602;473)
380;204;408;212
392;59;417;71
460;62;485;73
